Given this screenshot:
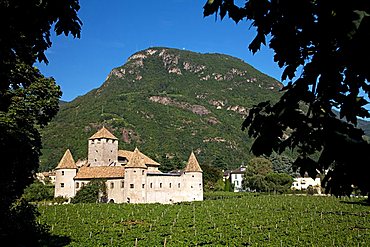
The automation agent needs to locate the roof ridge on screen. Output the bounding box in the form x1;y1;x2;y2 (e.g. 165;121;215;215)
89;126;118;140
56;149;77;169
184;152;202;172
125;148;147;169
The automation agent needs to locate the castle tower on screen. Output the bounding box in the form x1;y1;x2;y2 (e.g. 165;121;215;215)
124;148;147;203
88;127;118;166
55;149;78;198
183;152;203;201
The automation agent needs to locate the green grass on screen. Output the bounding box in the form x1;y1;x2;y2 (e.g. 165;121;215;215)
38;194;370;246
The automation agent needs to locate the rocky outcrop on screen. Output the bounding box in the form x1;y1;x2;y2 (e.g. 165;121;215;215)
183;61;206;73
159;49;182;75
149;96;211;116
227;105;249;115
121;128;140;144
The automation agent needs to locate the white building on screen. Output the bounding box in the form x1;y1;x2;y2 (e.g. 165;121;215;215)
54;127;203;204
36;171;56;185
230;166;246;192
291;177;321;193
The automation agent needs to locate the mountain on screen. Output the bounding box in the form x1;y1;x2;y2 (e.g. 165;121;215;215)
358;119;370;136
40;47;283;172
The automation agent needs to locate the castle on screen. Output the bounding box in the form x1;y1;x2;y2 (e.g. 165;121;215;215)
54;127;203;204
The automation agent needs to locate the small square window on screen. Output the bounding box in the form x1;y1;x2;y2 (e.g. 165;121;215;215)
130;184;134;189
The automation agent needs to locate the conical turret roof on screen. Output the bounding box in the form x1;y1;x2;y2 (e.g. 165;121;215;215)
184;152;202;172
56;149;77;169
89;126;118;140
125;148;147;169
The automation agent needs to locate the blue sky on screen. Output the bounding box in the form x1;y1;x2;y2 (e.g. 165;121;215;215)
37;0;283;102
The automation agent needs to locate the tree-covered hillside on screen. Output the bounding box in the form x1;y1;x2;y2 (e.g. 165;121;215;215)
40;47;283;171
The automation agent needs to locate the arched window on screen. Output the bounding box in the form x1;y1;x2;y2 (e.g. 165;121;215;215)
178;183;180;188
169;183;172;188
76;182;79;188
150;183;153;188
110;182;114;189
121;181;124;188
160;183;162;188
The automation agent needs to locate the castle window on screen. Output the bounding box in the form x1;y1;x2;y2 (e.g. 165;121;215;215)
192;175;194;177
61;171;64;176
96;150;98;153
169;183;172;188
142;170;144;175
61;183;64;188
199;183;202;188
150;183;153;188
82;182;85;187
134;170;136;173
110;182;114;189
178;183;180;188
142;184;145;188
109;159;111;162
130;184;134;189
121;181;124;188
191;186;193;188
95;159;97;162
160;183;162;188
76;182;79;188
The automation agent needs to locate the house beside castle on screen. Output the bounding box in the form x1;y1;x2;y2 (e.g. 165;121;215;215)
54;127;203;204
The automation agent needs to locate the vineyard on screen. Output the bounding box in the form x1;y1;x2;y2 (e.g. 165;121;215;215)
38;194;370;246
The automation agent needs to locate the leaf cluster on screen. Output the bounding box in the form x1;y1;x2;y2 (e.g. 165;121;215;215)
204;0;370;196
71;180;107;204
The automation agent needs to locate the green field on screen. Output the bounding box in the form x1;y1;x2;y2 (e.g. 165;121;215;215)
38;194;370;246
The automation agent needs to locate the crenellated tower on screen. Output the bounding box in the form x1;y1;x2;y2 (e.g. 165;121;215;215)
88;127;118;166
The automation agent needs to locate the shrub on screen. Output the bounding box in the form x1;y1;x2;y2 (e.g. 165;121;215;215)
71;179;107;204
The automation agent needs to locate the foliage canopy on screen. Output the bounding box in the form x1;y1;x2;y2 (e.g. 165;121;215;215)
204;0;370;197
71;180;107;204
0;0;81;243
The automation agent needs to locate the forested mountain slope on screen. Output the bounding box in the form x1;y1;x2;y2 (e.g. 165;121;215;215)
40;47;283;171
